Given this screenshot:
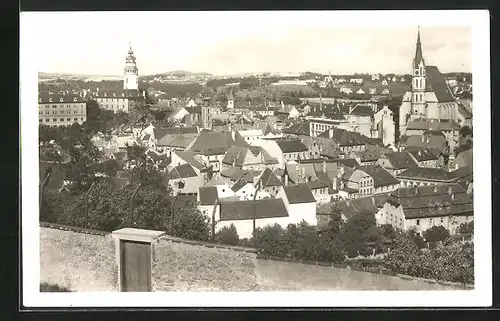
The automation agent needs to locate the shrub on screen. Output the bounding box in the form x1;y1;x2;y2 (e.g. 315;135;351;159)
253;224;288;257
216;224;239;246
458;221;474;239
40;282;71;292
423;226;451;244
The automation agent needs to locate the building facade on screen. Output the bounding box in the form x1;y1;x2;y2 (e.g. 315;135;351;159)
38;93;87;127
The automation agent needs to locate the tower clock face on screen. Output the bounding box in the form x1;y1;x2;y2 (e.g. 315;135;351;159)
415;69;419;75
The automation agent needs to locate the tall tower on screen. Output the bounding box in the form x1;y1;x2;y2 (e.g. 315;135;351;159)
411;27;426;117
124;43;138;91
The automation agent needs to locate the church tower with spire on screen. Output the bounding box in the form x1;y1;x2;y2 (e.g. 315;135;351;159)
124;43;138;91
411;27;427;116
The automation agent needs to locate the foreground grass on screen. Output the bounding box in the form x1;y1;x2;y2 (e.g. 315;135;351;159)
40;282;71;292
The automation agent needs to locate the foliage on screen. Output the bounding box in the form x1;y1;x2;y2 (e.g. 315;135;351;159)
40;282;71;292
458;221;474;239
423;226;451;244
41;173;211;241
384;233;474;284
215;224;239;246
459;126;472;138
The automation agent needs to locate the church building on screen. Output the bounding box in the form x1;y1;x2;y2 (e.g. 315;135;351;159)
92;44;146;113
399;29;461;137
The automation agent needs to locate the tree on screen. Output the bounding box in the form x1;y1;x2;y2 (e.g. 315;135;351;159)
458;221;474;239
215;224;239;245
459;126;472;138
423;225;451;244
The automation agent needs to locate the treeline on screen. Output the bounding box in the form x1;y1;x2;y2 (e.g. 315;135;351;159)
218;210;474;284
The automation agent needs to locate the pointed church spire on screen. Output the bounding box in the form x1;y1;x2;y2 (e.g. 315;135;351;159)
414;26;425;67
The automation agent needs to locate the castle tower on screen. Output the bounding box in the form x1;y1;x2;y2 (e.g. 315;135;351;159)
124;43;138;91
227;90;234;109
411;27;427;117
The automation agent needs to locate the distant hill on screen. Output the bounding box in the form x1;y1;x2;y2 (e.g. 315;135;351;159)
39;72;122;81
147;70;213;78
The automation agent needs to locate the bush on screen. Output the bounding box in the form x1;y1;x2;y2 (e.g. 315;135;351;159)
215;224;239;246
40;282;71;292
384;233;474;284
423;226;451;244
458;221;474;239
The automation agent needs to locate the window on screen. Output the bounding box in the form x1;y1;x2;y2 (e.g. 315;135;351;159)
416;219;420;226
222;189;225;192
74;118;78;121
440;218;444;224
53;118;57;122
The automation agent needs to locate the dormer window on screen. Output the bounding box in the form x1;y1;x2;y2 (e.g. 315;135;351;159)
73;97;78;102
59;98;64;102
49;98;52;102
38;98;42;103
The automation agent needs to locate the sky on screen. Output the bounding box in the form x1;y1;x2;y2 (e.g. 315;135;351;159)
22;11;472;76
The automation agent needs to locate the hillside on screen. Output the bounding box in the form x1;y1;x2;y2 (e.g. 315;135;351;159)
147;70;213;78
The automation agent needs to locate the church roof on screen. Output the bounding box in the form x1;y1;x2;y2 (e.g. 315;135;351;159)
425;66;455;103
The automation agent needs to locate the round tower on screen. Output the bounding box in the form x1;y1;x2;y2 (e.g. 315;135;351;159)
124;43;138;91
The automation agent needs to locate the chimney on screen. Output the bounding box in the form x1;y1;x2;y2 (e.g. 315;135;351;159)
285;173;289;186
448;186;452;195
329;128;334;139
371;196;375;206
322;160;327;173
422;135;425;143
332;176;337;190
451;193;455;201
434;186;438;193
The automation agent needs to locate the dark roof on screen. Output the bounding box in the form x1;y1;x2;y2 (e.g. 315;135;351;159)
185;106;202;114
166;194;198;210
425;66;455;103
318;194;390;219
455;148;473;168
358;165;399;188
258;167;282;188
93;89;143;98
169;163;198;179
396;167;457;182
383;151;418;169
282;121;310;136
406;119;459;131
307;179;329;190
318;127;368;147
349;104;374;116
198;186;218;205
153;127;198;139
282;184;316;204
452;164;473;181
219;198;288;221
327;158;360;168
404;134;447;151
406;147;441;161
146;150;168;162
457;103;472;118
38;92;86;103
173;150;208;171
220;166;244;181
231;178;248;192
387;184;473;219
189;131;250;155
276;139;308;153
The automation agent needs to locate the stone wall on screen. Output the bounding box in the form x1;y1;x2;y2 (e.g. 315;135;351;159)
40;227;118;291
